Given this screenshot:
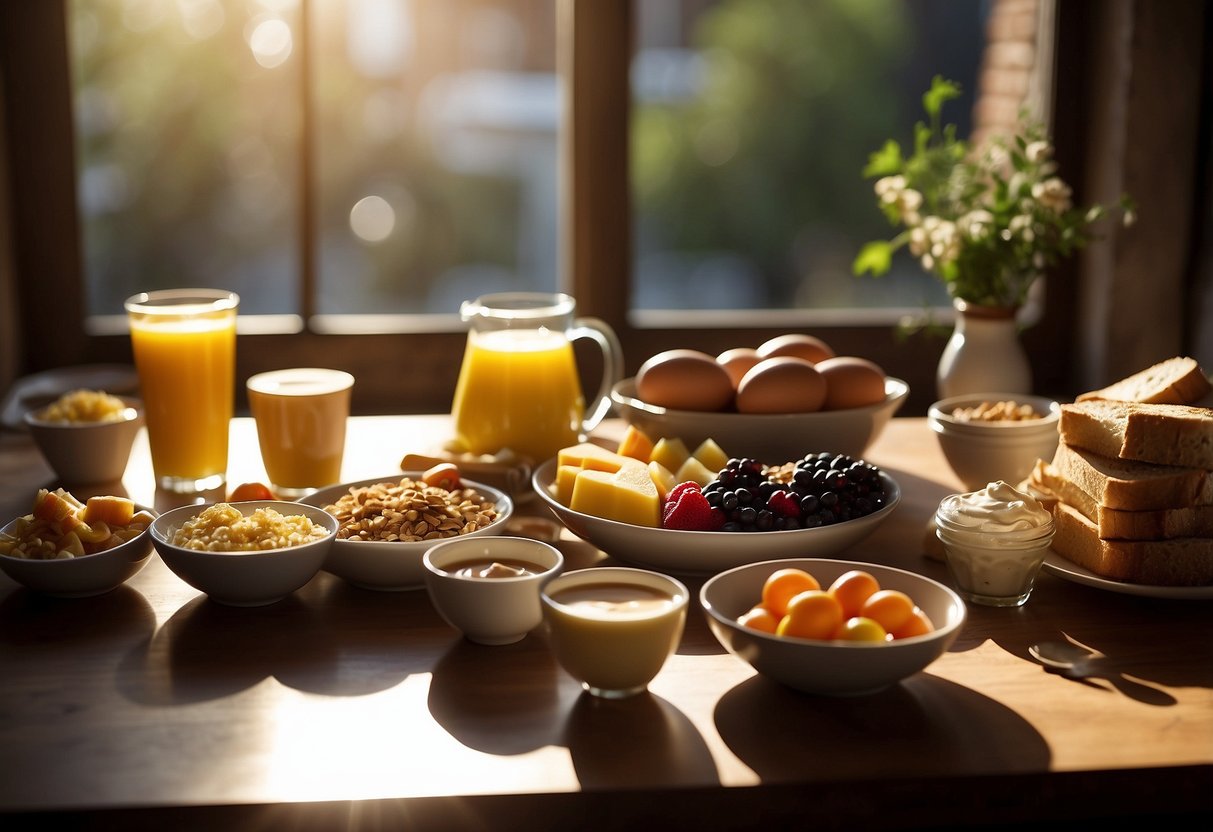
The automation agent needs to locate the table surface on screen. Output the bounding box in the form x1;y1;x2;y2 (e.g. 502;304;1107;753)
1;416;1210;830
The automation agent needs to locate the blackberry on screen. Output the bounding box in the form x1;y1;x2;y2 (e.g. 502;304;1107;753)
697;453;888;533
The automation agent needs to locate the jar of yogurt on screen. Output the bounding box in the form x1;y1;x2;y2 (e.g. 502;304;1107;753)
935;480;1055;607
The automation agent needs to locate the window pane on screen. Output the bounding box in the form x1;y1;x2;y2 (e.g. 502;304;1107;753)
632;0;988;312
313;0;559;315
70;0;302;317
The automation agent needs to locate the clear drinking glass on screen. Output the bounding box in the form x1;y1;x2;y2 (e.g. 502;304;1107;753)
125;289;239;494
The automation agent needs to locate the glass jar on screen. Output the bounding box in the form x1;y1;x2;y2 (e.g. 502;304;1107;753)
935;489;1055;607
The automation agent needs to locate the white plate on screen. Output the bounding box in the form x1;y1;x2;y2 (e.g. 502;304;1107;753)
531;458;900;577
1042;551;1213;599
297;474;513;591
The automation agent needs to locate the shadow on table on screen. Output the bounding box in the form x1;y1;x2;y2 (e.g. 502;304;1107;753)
980;585;1213;701
425;628;720;788
117;573;454;705
0;583;155;651
715;672;1051;780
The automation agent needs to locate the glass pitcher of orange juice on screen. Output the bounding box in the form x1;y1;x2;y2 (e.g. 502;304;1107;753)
451;293;622;463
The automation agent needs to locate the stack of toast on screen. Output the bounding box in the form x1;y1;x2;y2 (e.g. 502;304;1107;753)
1028;356;1213;586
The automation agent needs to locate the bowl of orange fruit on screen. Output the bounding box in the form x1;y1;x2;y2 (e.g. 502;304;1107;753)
699;558;965;696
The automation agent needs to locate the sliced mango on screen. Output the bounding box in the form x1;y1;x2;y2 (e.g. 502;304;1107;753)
557;442;623;472
83;495;135;527
648;460;678;501
675;456;717;488
617;425;656;463
650;437;690;473
691;438;730;474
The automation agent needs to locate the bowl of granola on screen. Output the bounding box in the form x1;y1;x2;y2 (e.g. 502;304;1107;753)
24;389;144;484
150;500;338;606
297;474;513;591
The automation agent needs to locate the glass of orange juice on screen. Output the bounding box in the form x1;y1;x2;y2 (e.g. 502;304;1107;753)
125;289;239;494
246;368;354;498
451;293;621;464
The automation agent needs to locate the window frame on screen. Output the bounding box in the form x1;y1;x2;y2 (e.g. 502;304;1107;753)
8;1;1191;418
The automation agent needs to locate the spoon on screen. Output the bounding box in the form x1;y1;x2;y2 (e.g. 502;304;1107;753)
1029;641;1101;678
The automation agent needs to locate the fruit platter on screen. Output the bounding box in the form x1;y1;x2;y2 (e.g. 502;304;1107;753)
532;424;900;575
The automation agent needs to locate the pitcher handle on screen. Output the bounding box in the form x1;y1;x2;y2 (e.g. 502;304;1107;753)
570;317;623;434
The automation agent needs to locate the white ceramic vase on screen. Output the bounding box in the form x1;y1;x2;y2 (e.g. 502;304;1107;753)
936;299;1031;399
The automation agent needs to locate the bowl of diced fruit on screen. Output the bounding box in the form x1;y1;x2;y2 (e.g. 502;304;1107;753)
0;488;157;597
531;428;900;576
700;558;965;696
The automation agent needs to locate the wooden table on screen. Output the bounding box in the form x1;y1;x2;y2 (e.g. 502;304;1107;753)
1;417;1210;830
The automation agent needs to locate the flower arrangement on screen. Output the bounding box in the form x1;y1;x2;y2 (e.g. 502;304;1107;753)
852;77;1133;308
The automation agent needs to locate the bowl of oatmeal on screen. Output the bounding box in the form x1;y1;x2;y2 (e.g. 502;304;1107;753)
24;389;144;484
150;500;338;606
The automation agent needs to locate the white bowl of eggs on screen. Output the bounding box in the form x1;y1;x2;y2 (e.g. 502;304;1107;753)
611;334;908;465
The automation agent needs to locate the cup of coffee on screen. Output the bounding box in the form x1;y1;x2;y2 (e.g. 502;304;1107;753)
246;368;354;498
541;567;688;699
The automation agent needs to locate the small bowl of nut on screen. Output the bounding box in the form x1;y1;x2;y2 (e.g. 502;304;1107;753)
0;489;157;597
24;389;144;484
150;501;338;606
297;471;514;591
928;394;1061;491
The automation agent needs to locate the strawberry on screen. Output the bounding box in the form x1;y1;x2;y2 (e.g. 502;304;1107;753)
663;485;725;531
665;481;702;507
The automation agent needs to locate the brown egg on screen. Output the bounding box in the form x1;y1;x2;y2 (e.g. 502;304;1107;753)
716;347;763;390
735;357;827;414
635;349;735;411
817;356;887;410
757;333;835;365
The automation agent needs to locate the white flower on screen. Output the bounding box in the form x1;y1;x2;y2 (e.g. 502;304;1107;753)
959;210;995;240
1008;214;1035;242
1025;141;1052;163
1032;177;1072;213
875;175;906;203
908;226;929;257
1123;208;1136;227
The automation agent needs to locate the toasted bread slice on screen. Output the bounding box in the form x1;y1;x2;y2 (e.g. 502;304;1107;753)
1077;356;1211;405
1059;400;1213;469
1046;441;1213;510
1050;502;1213;586
1030;458;1213;540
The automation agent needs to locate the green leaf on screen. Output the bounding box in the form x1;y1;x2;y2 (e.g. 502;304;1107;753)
923;76;962;119
861;140;903;178
852;241;894;276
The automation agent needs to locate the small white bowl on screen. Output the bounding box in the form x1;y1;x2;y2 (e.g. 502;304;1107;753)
0;504;157;597
24;397;144;484
423;536;564;645
611;376;908;465
700;558;966;696
532;459;900;576
928;393;1060;490
298;475;514;591
150;500;337;606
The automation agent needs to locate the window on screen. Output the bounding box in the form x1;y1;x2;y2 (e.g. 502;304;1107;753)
4;0;1067;415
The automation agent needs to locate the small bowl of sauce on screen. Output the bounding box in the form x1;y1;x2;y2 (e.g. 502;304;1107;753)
540;566;688;699
423;536;564;645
